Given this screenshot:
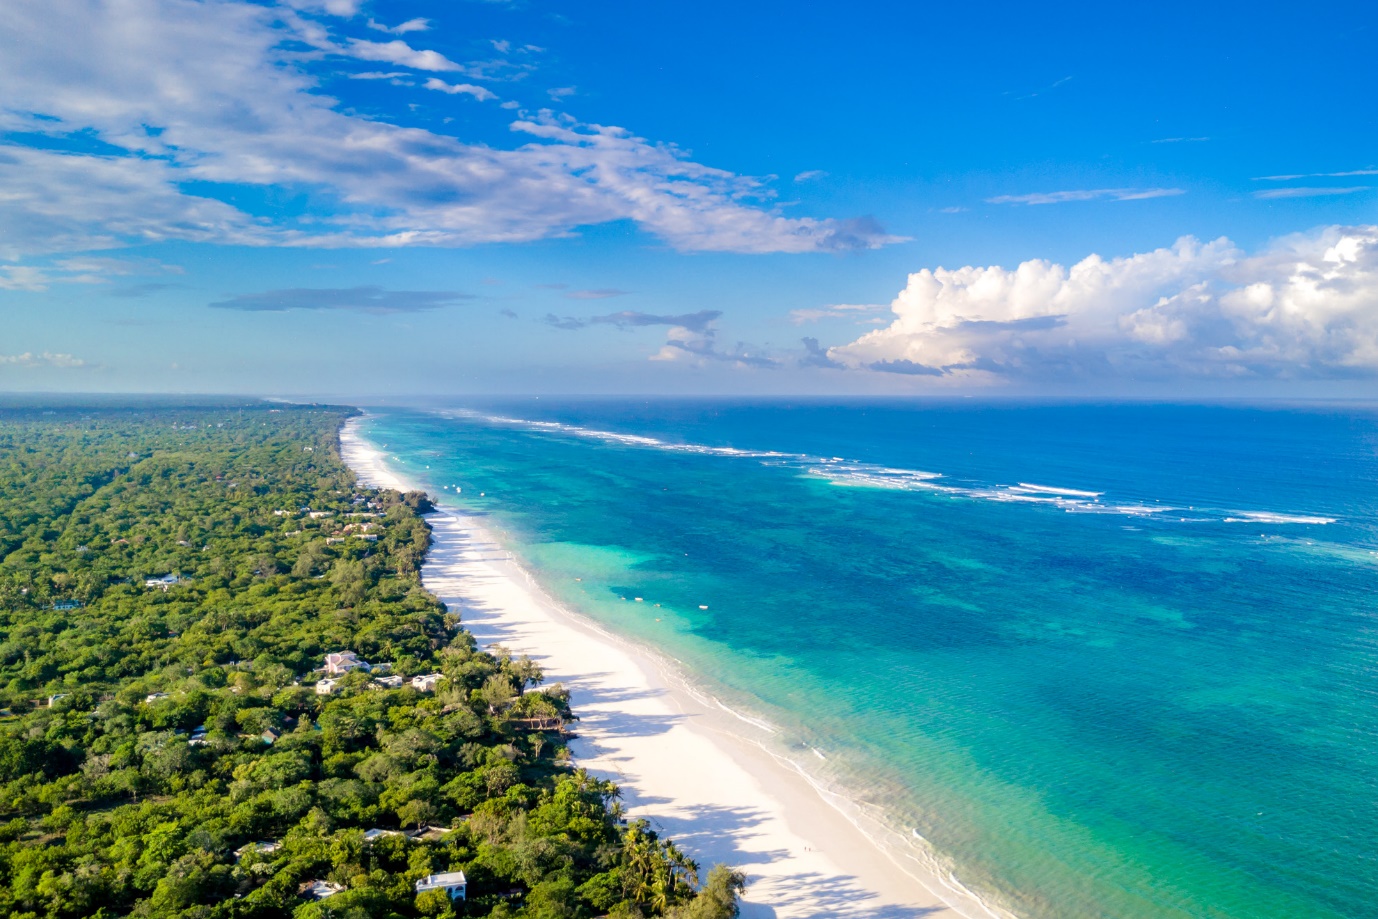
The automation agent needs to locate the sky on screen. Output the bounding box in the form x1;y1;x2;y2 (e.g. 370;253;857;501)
1;0;1376;397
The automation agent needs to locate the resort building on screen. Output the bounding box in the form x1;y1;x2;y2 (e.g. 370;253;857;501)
372;674;405;689
233;841;281;861
362;828;403;842
415;871;467;900
298;880;345;900
411;673;443;692
144;574;181;590
324;651;368;675
315;679;337;695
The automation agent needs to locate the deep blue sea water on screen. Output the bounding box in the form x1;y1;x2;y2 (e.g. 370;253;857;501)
358;400;1378;919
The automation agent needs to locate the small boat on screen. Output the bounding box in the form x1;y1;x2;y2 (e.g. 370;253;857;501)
634;597;643;602
698;605;708;610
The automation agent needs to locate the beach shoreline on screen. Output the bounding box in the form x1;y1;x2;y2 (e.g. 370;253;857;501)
339;414;1007;919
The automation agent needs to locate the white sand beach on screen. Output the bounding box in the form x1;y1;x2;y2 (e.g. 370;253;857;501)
341;417;1003;919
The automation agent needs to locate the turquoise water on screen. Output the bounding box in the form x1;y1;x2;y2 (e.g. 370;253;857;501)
359;401;1378;919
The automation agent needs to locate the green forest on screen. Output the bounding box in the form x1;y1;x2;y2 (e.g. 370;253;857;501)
0;401;743;919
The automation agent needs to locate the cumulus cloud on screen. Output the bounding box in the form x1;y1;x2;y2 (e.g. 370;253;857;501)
828;225;1378;383
988;188;1185;205
0;351;89;368
209;286;473;313
0;0;896;259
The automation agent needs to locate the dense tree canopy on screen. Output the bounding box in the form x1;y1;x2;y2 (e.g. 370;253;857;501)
0;403;742;919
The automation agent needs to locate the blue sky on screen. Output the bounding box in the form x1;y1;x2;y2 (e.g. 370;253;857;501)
1;0;1375;396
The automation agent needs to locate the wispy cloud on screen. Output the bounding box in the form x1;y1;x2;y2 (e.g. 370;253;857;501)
108;282;184;297
988;188;1185;206
565;288;629;300
367;17;429;35
209;286;473;313
1006;75;1073;101
547;86;577;100
1152;137;1210;144
789;303;888;324
423;78;496;101
794;170;828;182
1253;169;1378;181
0;351;89;368
544;308;722;336
1253;186;1372;200
342;38;462;72
0;0;901;257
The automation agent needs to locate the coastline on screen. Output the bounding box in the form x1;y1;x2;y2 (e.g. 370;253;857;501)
340;415;1007;919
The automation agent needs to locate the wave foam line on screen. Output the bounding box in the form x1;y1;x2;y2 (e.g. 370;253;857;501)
1224;512;1337;525
439;408;1341;528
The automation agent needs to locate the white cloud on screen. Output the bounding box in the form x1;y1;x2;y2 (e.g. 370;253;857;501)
988;187;1186;205
547;86;577;99
0;266;53;291
828;225;1378;383
368;17;429;35
0;351;89;368
0;0;897;258
282;0;362;15
1254;169;1378;180
343;38;462;72
347;70;411;80
794;170;827;182
789;303;888;324
424;78;497;101
1253;186;1372;199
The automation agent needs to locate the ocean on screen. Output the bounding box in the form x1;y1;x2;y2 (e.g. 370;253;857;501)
356;400;1378;919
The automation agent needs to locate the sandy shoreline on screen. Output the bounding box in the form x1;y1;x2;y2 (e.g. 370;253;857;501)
340;416;1003;919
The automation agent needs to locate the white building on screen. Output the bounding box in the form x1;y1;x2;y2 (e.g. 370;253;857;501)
324;651;368;675
315;679;338;696
145;692;170;703
234;840;281;860
363;828;403;842
145;574;181;590
299;880;345;900
411;673;443;693
372;675;404;690
415;871;466;900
